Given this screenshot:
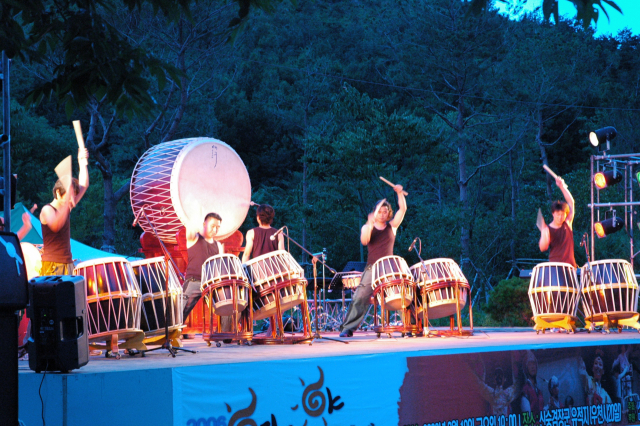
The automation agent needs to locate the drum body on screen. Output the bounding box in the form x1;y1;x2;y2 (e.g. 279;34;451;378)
201;254;250;316
74;257;142;339
410;258;469;319
131;257;183;335
244;250;306;321
581;259;639;322
342;272;362;289
372;255;414;311
529;262;580;321
130;138;251;244
21;242;42;281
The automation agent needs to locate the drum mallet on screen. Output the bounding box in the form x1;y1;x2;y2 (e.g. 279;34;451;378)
379;176;408;195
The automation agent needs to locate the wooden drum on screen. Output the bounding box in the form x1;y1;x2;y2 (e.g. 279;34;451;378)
581;259;640;331
371;255;414;310
130;257;184;336
410;258;469;319
342;272;362;289
201;254;250;316
244;250;307;321
529;262;581;332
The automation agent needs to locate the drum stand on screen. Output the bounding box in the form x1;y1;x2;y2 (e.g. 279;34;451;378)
372;280;419;337
202;280;253;346
278;231;346;345
410;241;473;337
134;207;196;358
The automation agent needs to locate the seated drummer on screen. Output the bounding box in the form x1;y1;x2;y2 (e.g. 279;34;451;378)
538;176;576;268
242;204;284;262
339;184;406;338
182;212;232;333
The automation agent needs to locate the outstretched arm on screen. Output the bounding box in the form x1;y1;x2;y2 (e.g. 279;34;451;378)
73;148;90;207
389;185;407;229
556;176;575;228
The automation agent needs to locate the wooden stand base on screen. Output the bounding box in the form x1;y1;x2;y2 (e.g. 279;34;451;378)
202;279;254;347
584;312;640;334
532;315;577;334
373;281;419;338
143;327;184;348
89;330;146;359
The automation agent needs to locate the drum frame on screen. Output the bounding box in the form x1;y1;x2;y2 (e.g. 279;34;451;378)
411;258;473;337
202;278;254;346
581;259;640;333
528;262;581;334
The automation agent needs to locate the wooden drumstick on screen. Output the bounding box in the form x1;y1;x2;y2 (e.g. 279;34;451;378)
379;176;408;195
536;208;547;231
542;164;559;180
72;120;86;150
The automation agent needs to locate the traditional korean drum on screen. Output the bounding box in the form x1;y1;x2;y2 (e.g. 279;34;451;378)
371;255;414;311
130;257;183;335
410;258;469;319
529;262;581;321
201;254;250;316
74;257;142;339
342;272;362;289
581;259;639;323
130;138;251;244
244;250;307;321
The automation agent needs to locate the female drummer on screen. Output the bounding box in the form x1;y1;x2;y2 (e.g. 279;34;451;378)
242;204;284;262
538;176;576;268
339;184;407;338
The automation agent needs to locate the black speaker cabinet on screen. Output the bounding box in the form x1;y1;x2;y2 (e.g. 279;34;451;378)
27;275;89;373
0;231;28;310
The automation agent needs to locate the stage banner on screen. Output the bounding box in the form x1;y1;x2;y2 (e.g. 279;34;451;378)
173;352;408;426
173;343;640;426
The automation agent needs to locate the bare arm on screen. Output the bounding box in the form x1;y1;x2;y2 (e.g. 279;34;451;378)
389;185;407;229
360;215;375;246
16;211;33;241
277;233;284;250
40;203;71;233
539;226;550;252
556;176;575;228
186;224;200;249
73;148;90;206
242;229;254;263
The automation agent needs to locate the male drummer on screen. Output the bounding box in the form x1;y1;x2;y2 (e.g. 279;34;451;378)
183;212;225;319
538;176;576;268
242;204;284;262
40;148;89;275
339;184;407;338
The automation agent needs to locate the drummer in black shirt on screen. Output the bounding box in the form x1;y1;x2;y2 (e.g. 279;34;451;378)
538;176;576;268
242;204;284;262
339;184;407;338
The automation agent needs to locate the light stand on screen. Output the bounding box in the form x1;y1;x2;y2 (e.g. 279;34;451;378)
133;206;196;357
279;231;347;345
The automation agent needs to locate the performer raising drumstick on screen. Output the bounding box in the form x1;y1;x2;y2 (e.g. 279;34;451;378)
242;204;284;262
39;148;89;275
339;183;407;338
537;170;576;268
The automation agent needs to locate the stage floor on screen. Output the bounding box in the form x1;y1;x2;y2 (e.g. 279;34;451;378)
18;328;640;426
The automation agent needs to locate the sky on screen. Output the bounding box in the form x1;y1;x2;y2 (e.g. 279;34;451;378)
497;0;640;37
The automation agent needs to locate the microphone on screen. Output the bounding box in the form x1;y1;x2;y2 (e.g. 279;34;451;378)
270;226;286;241
132;205;146;227
408;237;419;252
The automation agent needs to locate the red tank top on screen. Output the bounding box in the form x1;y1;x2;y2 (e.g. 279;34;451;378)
548;222;576;267
366;224;395;266
41;204;73;263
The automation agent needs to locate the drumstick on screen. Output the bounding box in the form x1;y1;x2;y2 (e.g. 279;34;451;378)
379;176;408;195
373;198;386;219
536;208;547;231
542;164;559;180
54;156;73;193
72;120;86;150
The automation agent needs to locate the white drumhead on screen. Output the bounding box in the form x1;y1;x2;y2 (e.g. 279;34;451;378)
20;243;42;280
171;138;251;240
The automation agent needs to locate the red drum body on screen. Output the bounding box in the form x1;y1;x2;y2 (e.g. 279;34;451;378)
244;250;307;321
130;138;251;244
529;262;580;321
74;257;142;339
201;254;250;316
581;259;639;322
131;257;183;335
342;272;362;289
410;258;469;319
372;255;414;310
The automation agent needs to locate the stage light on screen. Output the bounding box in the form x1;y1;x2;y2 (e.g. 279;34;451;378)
594;170;622;189
594;217;624;238
589;127;617;149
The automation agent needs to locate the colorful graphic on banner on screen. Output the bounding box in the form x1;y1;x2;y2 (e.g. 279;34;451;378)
399;345;638;426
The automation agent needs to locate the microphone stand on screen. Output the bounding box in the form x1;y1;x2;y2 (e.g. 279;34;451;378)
409;238;431;337
279;230;347;345
134;206;196;357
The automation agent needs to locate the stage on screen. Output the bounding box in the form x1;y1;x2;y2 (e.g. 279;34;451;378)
17;328;640;426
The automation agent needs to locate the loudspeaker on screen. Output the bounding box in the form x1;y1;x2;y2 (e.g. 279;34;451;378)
0;231;28;309
27;275;89;373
